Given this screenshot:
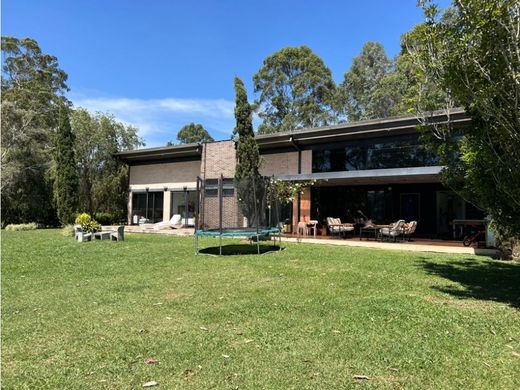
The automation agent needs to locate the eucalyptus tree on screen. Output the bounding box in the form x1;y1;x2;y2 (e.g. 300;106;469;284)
253;46;337;134
176;123;214;144
1;37;69;225
339;42;393;121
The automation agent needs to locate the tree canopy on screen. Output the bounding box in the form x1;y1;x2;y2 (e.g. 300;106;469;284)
339;42;393;121
71;108;143;219
253;46;337;134
1;36;143;226
1;37;70;225
409;0;520;238
175;123;214;144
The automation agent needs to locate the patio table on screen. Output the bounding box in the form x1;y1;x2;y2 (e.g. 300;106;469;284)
359;226;379;240
94;231;112;240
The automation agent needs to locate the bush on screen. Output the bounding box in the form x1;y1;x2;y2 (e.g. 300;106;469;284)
5;223;38;231
74;213;101;233
61;224;75;237
94;212;115;226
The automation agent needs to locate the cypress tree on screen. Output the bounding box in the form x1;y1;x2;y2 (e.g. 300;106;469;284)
233;77;263;226
53;105;79;224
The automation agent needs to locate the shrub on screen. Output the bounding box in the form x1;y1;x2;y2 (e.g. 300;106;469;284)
5;223;38;231
61;224;75;237
74;213;101;233
94;212;115;226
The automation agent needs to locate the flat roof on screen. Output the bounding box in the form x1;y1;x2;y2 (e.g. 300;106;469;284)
116;142;202;164
116;109;469;163
256;108;469;150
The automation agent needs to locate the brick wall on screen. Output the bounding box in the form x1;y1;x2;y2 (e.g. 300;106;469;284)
200;141;236;179
260;150;312;176
200;141;243;228
202;195;242;229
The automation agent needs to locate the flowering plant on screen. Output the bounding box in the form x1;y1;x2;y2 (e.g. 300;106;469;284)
267;179;316;205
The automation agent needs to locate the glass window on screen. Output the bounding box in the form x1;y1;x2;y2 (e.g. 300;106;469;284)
132;191;163;223
171;191;197;219
205;179;218;197
312;134;439;173
222;178;234;197
204;178;234;197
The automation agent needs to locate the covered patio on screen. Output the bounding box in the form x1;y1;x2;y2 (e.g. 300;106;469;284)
279;166;485;241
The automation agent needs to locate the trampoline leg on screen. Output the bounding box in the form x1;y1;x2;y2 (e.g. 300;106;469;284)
257;235;260;255
219;235;222;256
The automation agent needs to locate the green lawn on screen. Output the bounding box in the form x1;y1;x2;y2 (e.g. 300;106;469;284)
2;230;520;389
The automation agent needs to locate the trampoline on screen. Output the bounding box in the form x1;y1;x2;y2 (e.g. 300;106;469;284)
195;227;282;255
194;175;284;255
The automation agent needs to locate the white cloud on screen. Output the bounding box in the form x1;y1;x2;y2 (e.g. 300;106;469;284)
70;94;235;147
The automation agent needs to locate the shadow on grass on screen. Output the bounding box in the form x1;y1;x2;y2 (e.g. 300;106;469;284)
419;258;520;309
198;244;284;256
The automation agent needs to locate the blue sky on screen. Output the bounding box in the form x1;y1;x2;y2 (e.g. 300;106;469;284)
3;0;450;147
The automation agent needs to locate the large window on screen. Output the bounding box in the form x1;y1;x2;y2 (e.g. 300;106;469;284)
171;191;197;219
312;134;439;173
132;191;164;223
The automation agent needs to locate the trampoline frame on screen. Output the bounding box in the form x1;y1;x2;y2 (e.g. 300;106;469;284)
194;227;282;255
194;174;284;255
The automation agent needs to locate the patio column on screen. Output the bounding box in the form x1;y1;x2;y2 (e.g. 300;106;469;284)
163;189;171;222
127;190;133;225
292;187;311;227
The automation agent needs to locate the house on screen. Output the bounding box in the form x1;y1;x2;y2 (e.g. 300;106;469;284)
116;109;484;238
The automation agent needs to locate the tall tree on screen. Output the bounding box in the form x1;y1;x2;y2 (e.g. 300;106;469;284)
175;123;214;144
71;109;143;219
52;105;79;224
409;0;520;238
339;42;393;121
1;37;69;225
233;77;263;226
253;46;337;134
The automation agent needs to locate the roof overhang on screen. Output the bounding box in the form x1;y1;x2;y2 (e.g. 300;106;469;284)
257;109;469;151
114;109;470;164
115;143;202;164
275;166;443;186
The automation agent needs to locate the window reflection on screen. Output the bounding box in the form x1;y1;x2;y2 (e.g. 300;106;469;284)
312;134;439;172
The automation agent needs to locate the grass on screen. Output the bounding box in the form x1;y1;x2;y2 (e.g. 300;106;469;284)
2;230;520;389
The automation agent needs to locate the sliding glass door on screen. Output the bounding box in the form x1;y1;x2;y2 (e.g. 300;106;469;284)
132;191;164;223
170;191;196;220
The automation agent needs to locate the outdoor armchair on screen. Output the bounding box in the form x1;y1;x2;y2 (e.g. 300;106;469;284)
111;225;124;241
402;221;418;241
326;217;355;237
379;220;406;242
74;225;92;242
